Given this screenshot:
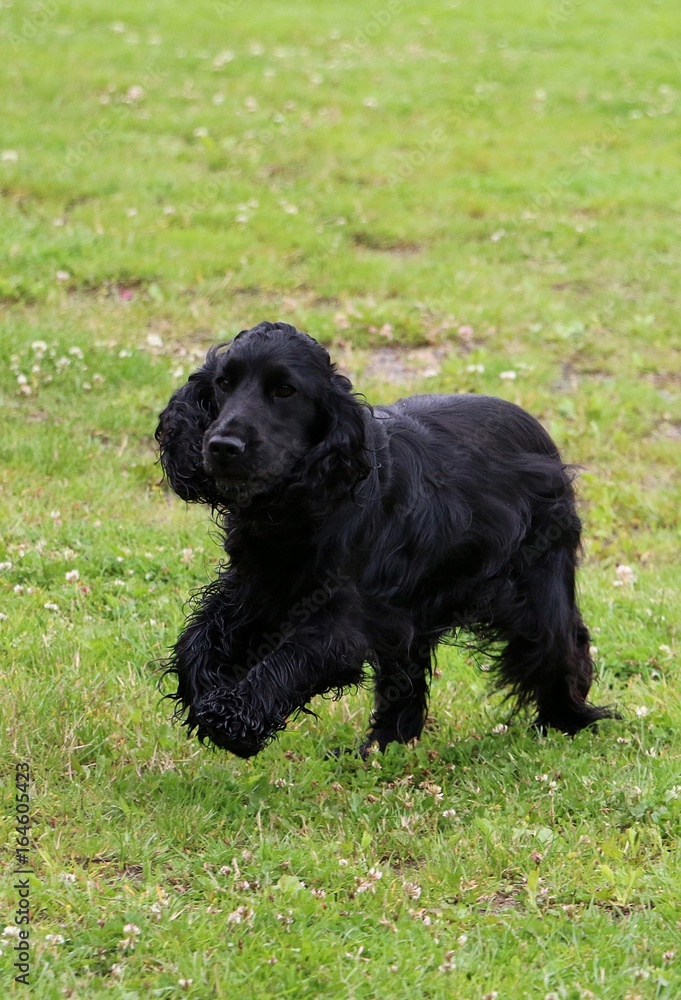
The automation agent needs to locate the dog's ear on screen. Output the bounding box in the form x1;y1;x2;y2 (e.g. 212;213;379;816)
155;352;221;505
305;369;372;495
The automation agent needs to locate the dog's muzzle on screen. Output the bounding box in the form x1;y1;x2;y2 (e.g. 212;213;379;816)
203;431;249;476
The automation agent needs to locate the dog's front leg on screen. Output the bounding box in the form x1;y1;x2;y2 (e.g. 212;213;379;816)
191;609;367;758
165;571;257;738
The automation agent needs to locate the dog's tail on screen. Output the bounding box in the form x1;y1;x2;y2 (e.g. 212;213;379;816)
493;537;619;733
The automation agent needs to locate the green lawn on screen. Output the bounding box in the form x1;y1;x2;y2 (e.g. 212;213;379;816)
1;1;680;996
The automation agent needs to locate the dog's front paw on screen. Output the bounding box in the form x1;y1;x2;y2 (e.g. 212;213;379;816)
191;688;281;758
358;728;400;757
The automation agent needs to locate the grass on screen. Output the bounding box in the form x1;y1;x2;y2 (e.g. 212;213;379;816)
0;0;680;996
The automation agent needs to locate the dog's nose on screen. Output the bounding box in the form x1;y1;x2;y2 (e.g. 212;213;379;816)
207;434;246;459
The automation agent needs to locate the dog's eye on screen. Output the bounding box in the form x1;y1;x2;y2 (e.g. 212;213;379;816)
273;384;296;398
216;376;230;392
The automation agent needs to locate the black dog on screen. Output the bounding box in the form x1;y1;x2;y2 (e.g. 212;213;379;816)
156;321;614;758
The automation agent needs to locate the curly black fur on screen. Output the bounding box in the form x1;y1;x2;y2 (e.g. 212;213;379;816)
155;320;616;758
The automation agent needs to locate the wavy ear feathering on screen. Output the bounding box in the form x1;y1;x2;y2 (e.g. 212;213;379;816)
302;367;373;497
155;348;222;506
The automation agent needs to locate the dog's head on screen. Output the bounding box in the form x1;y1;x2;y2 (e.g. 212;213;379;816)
156;321;370;509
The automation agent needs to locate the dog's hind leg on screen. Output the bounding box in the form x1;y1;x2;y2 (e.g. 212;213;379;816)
363;640;434;753
496;539;617;734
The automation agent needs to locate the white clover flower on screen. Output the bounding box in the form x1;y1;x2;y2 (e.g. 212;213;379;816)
213;50;235;69
615;564;636;586
227;906;254;924
438;950;456;972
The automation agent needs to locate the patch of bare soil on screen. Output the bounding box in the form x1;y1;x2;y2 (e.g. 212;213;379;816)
359;346;448;384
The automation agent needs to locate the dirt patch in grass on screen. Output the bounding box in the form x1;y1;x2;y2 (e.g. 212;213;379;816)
652;420;681;440
351;232;423;255
361;346;447;383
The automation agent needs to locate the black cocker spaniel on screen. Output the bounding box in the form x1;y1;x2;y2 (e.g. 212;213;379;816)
156;321;615;758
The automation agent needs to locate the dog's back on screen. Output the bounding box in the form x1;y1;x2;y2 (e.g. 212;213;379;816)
378;393;559;460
